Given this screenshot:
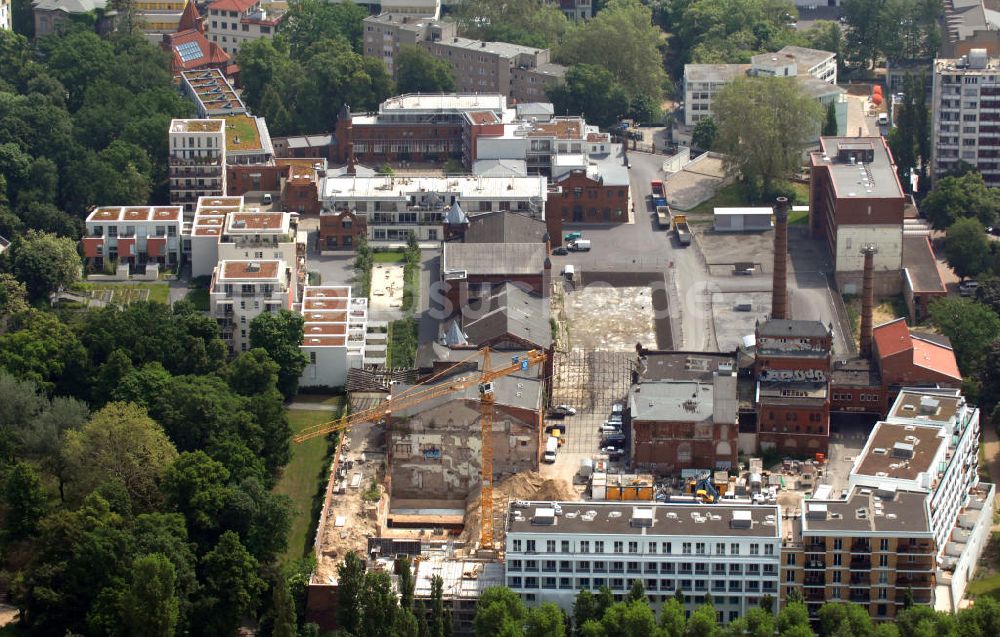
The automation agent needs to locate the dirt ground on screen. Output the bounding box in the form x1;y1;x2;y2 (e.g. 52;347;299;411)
461;472;579;546
370;263;404;312
562;285;658;351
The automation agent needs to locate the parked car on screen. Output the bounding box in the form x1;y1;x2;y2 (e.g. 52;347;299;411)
263;193;273;204
545;423;567;435
552;246;569;256
959;280;979;297
598;423;621;434
548;404;577;417
608;413;623;425
611;403;624;415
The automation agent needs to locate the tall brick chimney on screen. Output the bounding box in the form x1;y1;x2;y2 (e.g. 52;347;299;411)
859;245;877;358
771;197;790;320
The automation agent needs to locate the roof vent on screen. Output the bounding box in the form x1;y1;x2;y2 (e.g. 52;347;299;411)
532;507;555;525
730;510;753;529
919;396;940;415
892;442;914;459
630;507;654;528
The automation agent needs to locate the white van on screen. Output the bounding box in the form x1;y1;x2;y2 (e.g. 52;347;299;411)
877;112;889;126
562;264;575;281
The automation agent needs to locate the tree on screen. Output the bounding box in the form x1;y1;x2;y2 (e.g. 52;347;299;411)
627;579;647;604
399;555;416;611
660;598;686;637
0;369;47;461
396;45;456;94
602;600;659;637
161;450;231;536
360;570;403;637
0;308;87;394
199;531;266;637
547;64;629;128
122;553;180;637
744;607;776;637
921;171;1000;230
474;586;527;637
759;595;775;614
944;218;991;280
1;461;46;541
7;229;80;301
713;77;823;199
250;310;308;398
64;401;179;510
692;117;717;151
684;604;719;637
556;0;667;111
526;603;565;637
574;589;599;628
457;0;568;48
777;600;810;636
930;297;1000;374
0;273;28;331
280;0;367;56
429;574;447;637
267;574;297;637
822;101;838;136
337;551;366;635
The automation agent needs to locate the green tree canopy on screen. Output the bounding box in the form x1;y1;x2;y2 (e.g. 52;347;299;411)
921;171;1000;230
474;586;528;637
1;461;47;541
396;45;457;95
250;309;308;398
547;64;629;128
929;297;1000;376
64;401;179;510
7;229;80;302
456;0;568;48
944;218;991;280
198;530;266;636
692;117;717;151
713;76;823;199
122;553;180;637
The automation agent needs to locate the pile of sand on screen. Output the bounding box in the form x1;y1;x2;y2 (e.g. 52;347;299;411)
461;472;578;544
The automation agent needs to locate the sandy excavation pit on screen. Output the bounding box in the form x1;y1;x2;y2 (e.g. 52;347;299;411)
562;285;658;352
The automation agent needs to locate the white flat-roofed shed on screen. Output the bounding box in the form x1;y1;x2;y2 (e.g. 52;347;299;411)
714;207;774;232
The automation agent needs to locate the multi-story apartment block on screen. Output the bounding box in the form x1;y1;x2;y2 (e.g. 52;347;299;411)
135;0;190;40
319;175;547;245
81;205;184;271
782;388;994;618
209;259;293;353
169;119;227;213
179;68;247;117
542;0;590;20
505;502;782;620
469;116;615;177
298;286;368;389
931;50;1000;185
809;137;905;295
362;14;566;104
1;0;11;29
205;0;283;56
683;46;839;127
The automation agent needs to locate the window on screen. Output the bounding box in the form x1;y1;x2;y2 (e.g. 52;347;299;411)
663;542;672;554
561;541;570;553
649;543;657;554
696;543;706;555
546;541;556;553
682;543;692;555
879;555;889;567
730;544;740;555
309;352;316;364
750;544;759;555
716;543;725;555
628;542;638;554
526;540;536;553
614;541;624;554
880;539;890;551
786;553;796;566
580;541;590;553
833;538;842;551
765;545;774;555
833;571;841;583
595;541;604;553
833;554;842;566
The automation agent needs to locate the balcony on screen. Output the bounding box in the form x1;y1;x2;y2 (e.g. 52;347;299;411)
803;575;825;586
897;543;933;554
849;574;870;586
896;591;932;604
849;558;871;570
850;542;871;553
895;575;934;588
804;560;827;570
849;591;870;603
804;589;826;602
805;542;826;552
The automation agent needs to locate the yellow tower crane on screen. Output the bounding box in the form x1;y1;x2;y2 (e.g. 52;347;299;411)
293;347;548;550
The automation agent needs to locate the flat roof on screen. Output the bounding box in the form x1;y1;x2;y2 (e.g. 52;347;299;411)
226;212;289;233
714;207;774;216
507;502;781;538
830;357;880;387
223;114;270;154
442;242;546;276
639;352;737;382
888;389;963;424
629;380;715;423
811;136;904;200
752;45;835;73
684;63;751;83
757;318;831;339
854;422;944;481
803;490;929;535
170;118;223;133
87;206;184;223
380;93;507;114
322;175;546;201
434;36;546;58
218;259;283;280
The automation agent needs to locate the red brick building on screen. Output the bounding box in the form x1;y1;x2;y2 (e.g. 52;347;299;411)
629;365;739;473
319;210;366;251
754;319;833;455
225;159;323;215
873;318;962;402
545;167;630;243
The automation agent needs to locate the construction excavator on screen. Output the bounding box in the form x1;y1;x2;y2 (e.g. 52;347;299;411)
293;347;548;550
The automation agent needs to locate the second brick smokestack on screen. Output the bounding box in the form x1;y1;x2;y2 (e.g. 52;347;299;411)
771;197;790;320
860;245;876;358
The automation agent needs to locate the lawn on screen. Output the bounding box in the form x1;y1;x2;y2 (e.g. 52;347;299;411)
224;114;261;151
687;181;810;217
372;251;405;263
275;403;342;563
388;317;418;368
75;282;170;305
968;572;1000;599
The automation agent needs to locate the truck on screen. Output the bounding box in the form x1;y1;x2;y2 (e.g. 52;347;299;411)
673;213;691;245
655;205;671;229
543;436;559;463
650;181;667;207
568;239;591;251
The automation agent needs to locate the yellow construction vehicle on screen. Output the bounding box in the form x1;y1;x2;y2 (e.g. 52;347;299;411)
293;347;548;550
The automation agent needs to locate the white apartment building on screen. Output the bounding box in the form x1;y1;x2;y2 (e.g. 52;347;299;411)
209;259;293;353
298;286;368;389
505;502;782;622
470;116;616;177
81;205;184;270
169;119;227;214
542;0;590;20
1;0;11;29
786;388;994;617
931;50;1000;185
683;46;838;127
205;0;283;56
319;175;547;244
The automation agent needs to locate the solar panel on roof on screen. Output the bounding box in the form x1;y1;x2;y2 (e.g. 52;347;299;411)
176;41;204;63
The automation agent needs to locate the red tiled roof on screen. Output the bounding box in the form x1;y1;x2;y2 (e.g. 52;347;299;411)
177;0;201;32
872;318;912;359
911;337;961;381
163;29;231;72
207;0;257;13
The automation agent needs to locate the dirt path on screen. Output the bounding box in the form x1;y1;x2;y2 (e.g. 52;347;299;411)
982;421;1000;531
